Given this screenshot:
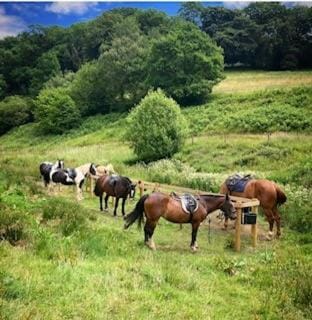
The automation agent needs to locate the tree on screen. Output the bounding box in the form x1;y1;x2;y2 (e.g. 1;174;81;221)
178;2;204;27
34;87;81;134
70;62;107;115
147;20;224;105
0;96;33;135
30;51;61;95
98;17;150;112
126;89;187;162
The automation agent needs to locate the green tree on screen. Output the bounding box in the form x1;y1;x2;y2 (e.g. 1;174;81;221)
30;51;61;95
126;89;187;161
70;62;107;115
98;17;150;112
34;87;81;134
0;96;33;135
147;20;224;105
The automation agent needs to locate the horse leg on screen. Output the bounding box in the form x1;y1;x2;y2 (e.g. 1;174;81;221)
190;221;200;252
99;193;103;211
113;197;120;216
222;217;229;230
144;220;157;250
264;208;275;240
121;198;126;216
273;207;281;238
104;194;109;212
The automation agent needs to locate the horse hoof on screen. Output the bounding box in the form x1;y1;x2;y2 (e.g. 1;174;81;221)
190;246;197;253
104;208;108;212
266;232;274;241
145;241;156;251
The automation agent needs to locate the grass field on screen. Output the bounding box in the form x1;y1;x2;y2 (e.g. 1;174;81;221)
0;70;311;319
213;70;312;94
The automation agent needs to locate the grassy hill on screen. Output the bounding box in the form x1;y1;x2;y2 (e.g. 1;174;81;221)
0;71;311;319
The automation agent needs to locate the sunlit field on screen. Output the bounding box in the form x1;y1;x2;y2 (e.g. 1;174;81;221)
214;70;312;94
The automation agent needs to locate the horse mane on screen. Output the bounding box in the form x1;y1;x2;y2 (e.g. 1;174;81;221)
121;176;132;185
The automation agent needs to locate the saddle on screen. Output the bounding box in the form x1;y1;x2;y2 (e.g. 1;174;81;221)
225;174;253;193
171;192;199;215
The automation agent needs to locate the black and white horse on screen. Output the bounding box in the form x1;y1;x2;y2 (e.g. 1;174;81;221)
50;163;97;201
39;160;64;187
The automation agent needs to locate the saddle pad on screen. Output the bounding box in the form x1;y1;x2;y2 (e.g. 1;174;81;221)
226;174;252;193
172;193;199;215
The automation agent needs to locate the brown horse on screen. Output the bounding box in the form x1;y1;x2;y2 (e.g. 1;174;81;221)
124;192;236;251
94;175;136;216
220;179;287;239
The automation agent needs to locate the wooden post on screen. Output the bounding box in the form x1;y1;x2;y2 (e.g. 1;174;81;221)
235;204;242;252
138;180;144;198
90;177;94;197
251;203;258;248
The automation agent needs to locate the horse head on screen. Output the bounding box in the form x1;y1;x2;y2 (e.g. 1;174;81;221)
89;163;98;176
53;159;64;170
220;193;236;220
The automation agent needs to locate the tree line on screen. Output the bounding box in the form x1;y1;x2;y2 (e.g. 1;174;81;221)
179;2;312;70
0;3;311;136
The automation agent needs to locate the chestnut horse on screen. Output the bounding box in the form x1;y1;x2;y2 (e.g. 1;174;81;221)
124;192;236;252
94;175;136;216
220;179;287;239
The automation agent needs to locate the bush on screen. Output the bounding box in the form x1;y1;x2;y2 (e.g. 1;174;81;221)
0;96;33;135
126;89;187;161
34;87;81;134
41;198;89;236
282;185;312;233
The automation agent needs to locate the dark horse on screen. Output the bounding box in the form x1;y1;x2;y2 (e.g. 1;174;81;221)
94;175;136;216
220;179;287;239
124;192;236;251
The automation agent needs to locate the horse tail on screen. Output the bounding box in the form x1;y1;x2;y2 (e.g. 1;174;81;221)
124;194;149;229
275;185;287;206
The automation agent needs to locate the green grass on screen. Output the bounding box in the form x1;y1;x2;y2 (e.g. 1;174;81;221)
0;71;311;319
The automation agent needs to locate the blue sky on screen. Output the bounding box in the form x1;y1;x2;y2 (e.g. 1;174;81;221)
0;1;311;39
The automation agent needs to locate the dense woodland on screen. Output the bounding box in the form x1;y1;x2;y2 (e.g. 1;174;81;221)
0;2;311;108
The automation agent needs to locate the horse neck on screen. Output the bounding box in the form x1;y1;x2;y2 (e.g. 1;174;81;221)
200;195;225;214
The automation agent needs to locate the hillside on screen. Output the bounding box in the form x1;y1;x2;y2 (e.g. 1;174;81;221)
0;71;311;319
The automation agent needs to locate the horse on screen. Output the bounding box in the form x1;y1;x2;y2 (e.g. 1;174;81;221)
220;178;287;239
124;192;236;252
86;163;116;193
39;160;64;187
50;163;97;201
94;175;136;216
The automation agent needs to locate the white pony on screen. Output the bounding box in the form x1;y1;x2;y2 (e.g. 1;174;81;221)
50;163;97;201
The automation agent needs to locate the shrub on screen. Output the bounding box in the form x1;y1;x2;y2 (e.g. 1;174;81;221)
126;89;187;161
41;198;88;236
0;96;33;135
34;87;81;134
281;185;312;233
0;203;29;245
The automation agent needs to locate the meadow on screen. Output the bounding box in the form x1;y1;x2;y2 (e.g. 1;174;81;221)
0;70;311;319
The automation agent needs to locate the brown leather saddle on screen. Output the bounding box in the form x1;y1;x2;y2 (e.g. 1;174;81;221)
170;192;199;215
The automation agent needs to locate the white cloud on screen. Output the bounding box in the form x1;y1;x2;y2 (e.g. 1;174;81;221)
45;2;98;15
0;6;26;39
223;2;251;10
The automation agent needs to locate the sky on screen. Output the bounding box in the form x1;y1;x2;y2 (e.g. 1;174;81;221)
0;1;311;39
